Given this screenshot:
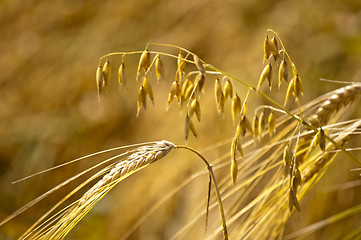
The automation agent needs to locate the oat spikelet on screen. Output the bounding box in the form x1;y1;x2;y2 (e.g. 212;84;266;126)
257;63;272;91
288;189;300;212
215;77;224;112
189;98;201;121
177;50;186;79
278;59;287;88
168;80;181;108
230;159;238;186
185;115;197;141
96;65;103;98
283;145;292;178
102;60;111;87
259;109;266;137
268;110;276;136
293;75;303;99
224;79;233;99
252;114;259;139
155;54;164;81
142;76;154;104
181;78;194;103
319;128;326;151
231;94;241;123
263;34;271;62
193;54;205;74
284;77;296;106
137;49;151;80
118;62;127;87
195;72;205;93
137;86;146;116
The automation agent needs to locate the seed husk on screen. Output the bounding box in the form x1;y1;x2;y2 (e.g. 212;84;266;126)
215;77;223;107
224;79;233;99
259;110;266;137
241;115;252;136
294;168;302;186
181;78;194;103
252;114;259;139
231;94;241;123
137;49;151;80
268;110;276;136
193;54;205;74
177;50;186;79
257;63;272;91
278;59;287;88
142;76;154;104
218;93;225;114
96;65;103;98
289;189;301;212
155;55;164;81
283;145;292;178
185;115;197;141
102;60;111;87
137;86;146;116
190;98;201;121
284;77;296;106
118;62;127;87
231;159;238;186
235;121;242;139
195;73;205;93
168;80;179;107
263;35;271;62
237;139;243;157
270;36;278;54
293;75;303;99
319;128;326;151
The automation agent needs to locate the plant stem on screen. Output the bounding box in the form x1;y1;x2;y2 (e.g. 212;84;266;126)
176;145;228;240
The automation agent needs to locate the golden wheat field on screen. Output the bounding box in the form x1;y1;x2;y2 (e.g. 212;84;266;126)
1;0;361;239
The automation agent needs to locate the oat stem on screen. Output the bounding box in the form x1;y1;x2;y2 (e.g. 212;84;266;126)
176;145;228;240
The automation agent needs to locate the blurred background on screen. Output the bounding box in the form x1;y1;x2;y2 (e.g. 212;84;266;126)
1;0;361;239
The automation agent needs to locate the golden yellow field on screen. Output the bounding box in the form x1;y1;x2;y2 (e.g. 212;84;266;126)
1;0;361;239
